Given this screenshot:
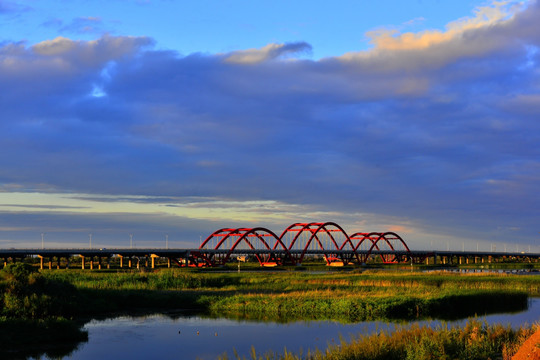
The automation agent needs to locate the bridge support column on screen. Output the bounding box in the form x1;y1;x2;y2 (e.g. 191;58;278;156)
98;257;102;270
119;256;123;268
151;254;159;269
80;256;85;270
48;259;52;270
128;258;132;268
90;258;94;270
38;255;44;270
107;257;110;269
443;256;446;265
167;258;171;268
459;257;463;265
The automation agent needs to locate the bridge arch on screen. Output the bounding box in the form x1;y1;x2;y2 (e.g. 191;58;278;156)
366;232;411;264
199;227;290;266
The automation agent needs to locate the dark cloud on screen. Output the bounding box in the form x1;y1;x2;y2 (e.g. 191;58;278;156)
42;16;105;35
0;1;31;14
224;41;312;63
1;2;539;247
0;211;218;247
0;204;88;210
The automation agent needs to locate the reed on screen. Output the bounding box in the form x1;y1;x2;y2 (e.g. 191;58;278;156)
39;269;535;321
220;320;536;360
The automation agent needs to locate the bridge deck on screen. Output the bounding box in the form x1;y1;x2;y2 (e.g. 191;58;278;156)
0;248;538;260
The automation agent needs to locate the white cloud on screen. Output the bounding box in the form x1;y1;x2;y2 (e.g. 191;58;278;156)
338;0;532;71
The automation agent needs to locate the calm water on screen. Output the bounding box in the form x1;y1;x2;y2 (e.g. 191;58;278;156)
52;298;540;360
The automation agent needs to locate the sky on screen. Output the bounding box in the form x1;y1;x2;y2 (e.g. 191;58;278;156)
0;0;539;251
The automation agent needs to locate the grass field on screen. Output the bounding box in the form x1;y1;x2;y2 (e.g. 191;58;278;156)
40;268;535;321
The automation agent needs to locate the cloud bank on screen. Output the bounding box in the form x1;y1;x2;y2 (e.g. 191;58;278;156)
0;1;539;248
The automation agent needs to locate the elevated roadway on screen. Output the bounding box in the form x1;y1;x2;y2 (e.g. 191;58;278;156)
0;248;538;269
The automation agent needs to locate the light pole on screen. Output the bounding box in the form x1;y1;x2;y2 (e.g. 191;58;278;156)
130;234;133;249
166;234;169;249
41;233;45;249
89;233;92;249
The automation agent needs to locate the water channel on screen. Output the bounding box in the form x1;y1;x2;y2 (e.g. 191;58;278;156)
41;298;540;359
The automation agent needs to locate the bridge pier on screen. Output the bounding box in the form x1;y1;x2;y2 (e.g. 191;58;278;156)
167;258;171;268
151;254;159;269
80;255;85;270
119;255;123;268
128;258;132;268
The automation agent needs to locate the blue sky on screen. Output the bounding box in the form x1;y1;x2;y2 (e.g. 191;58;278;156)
0;0;539;251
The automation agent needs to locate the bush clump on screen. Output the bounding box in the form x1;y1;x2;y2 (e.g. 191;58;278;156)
0;263;80;319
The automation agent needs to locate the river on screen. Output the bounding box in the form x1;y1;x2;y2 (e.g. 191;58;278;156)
52;298;540;359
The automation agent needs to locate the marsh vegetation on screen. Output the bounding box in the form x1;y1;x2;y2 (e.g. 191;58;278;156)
0;265;538;359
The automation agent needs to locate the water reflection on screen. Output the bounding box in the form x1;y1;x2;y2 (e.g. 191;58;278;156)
56;298;540;360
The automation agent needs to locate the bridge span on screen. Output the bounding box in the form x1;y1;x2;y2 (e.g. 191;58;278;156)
0;222;538;269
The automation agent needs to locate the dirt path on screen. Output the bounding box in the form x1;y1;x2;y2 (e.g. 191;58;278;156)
513;328;540;360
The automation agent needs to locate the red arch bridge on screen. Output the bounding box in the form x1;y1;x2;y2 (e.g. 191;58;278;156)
1;222;539;269
192;221;411;267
